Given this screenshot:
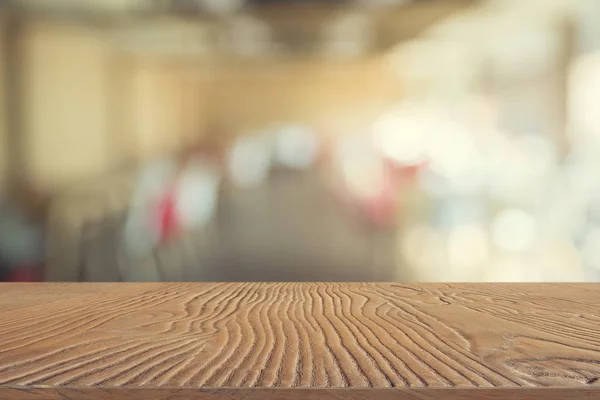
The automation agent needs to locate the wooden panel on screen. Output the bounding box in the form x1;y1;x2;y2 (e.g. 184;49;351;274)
3;387;598;400
0;283;599;399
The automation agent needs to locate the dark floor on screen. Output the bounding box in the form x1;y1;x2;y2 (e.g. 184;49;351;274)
82;170;400;282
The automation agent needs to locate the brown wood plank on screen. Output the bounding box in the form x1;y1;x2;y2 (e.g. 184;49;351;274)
0;283;599;399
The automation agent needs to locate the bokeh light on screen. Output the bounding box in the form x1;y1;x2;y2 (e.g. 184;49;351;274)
274;125;319;170
447;223;489;274
227;133;273;188
491;209;537;253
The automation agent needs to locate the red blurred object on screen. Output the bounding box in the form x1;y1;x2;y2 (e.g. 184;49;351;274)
157;186;181;243
361;183;398;228
359;164;401;228
6;263;43;282
385;158;426;183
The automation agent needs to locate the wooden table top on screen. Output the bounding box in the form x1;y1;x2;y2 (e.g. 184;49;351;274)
0;282;599;399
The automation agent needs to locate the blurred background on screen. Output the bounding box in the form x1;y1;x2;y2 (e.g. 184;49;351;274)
1;0;600;282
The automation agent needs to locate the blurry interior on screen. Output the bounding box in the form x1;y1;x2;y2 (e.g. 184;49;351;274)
1;0;600;282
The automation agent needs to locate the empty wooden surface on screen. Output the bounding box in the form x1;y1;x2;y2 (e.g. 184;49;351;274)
0;283;599;399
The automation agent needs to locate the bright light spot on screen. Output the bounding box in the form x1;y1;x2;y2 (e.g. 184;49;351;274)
275;125;319;170
428;122;478;180
335;135;385;199
491;209;537;252
373;110;428;165
486;133;551;203
569;52;600;143
447;224;489;271
176;157;221;229
343;158;384;200
227;134;272;188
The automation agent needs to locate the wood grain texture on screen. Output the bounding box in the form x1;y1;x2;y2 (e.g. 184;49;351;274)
0;283;599;399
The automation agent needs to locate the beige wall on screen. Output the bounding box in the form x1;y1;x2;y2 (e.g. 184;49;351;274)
13;20;401;189
208;59;400;134
116;58;213;160
20;20;112;192
118;56;400;159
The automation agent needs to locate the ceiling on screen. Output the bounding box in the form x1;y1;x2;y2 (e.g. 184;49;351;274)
4;0;479;58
